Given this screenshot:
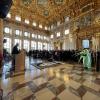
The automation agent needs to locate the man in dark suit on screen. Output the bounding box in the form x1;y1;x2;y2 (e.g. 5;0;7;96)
11;43;19;71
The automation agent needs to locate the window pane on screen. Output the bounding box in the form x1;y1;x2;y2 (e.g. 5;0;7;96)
35;34;37;39
24;32;30;37
25;19;29;24
65;29;69;35
23;40;30;51
38;42;42;50
3;37;11;53
57;32;60;37
51;35;54;38
41;36;43;40
44;36;46;40
32;34;35;38
32;22;37;26
4;27;11;34
43;43;47;50
39;24;42;28
31;41;36;50
15;30;21;36
45;26;47;30
38;35;41;39
15;16;21;21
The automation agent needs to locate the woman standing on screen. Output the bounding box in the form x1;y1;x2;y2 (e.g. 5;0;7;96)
79;49;92;70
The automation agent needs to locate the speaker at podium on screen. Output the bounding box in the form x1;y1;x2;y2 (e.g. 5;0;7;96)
15;50;25;71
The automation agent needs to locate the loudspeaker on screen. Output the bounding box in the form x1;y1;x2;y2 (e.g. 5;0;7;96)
0;0;13;18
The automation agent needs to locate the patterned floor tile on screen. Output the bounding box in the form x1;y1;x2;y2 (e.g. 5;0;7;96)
94;78;100;85
35;88;56;100
68;80;81;90
48;78;65;95
77;85;87;97
83;91;100;100
72;74;82;81
58;89;81;100
27;81;38;93
33;77;47;87
1;62;100;100
13;86;33;100
83;80;100;92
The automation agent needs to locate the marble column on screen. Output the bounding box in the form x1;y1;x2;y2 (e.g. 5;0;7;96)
0;19;3;54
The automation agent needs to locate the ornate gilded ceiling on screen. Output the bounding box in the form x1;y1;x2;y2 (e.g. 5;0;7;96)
10;0;73;26
10;0;100;26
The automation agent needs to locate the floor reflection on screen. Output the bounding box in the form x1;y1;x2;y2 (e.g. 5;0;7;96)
0;58;100;100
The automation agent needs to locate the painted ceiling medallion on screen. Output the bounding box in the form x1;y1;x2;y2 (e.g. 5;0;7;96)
22;0;32;6
54;0;63;5
37;0;48;5
44;10;49;16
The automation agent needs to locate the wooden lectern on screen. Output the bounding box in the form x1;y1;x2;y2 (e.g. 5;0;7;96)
15;50;25;71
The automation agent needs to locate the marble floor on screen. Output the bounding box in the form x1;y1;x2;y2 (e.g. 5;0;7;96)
0;59;100;100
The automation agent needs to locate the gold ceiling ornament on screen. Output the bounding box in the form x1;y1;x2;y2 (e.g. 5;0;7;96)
22;0;32;6
94;12;100;25
95;17;100;25
37;0;48;5
44;10;49;16
9;0;99;26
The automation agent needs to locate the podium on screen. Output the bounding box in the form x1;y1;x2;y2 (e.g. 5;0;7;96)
15;50;25;71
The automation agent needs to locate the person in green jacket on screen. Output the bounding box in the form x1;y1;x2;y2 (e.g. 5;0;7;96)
79;49;92;70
